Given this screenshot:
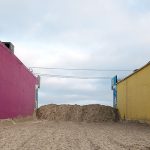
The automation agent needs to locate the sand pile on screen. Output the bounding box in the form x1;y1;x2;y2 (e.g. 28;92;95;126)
36;104;118;122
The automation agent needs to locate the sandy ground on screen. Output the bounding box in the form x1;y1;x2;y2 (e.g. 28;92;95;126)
0;121;150;150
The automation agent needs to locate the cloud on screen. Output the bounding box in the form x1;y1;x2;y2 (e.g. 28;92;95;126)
0;0;150;106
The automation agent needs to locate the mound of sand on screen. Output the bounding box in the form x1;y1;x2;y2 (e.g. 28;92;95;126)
36;104;118;122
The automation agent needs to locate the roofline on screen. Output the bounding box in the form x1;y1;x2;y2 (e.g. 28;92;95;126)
0;41;38;82
117;62;150;84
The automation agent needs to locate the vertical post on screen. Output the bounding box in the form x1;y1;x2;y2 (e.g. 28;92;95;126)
111;76;118;108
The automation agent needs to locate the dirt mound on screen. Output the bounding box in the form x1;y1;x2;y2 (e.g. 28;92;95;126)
36;104;118;122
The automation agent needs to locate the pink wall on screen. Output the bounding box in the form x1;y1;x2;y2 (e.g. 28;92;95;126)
0;43;37;119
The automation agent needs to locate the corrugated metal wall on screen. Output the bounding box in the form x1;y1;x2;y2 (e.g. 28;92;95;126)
0;43;37;119
117;64;150;123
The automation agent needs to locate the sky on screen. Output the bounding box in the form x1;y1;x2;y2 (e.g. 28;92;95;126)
1;0;150;106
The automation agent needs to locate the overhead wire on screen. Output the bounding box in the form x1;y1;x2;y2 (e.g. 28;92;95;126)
31;66;133;80
34;73;111;80
30;67;133;72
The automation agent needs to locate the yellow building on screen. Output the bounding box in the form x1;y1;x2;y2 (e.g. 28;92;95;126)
117;62;150;124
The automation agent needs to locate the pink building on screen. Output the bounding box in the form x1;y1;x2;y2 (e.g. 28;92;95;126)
0;41;39;119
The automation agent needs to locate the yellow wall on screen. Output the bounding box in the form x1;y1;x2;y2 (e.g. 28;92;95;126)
117;64;150;123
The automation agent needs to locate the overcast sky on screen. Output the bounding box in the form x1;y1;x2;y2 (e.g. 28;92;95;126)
1;0;150;106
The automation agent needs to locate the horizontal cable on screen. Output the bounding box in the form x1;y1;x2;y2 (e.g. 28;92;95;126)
30;67;133;72
35;73;111;80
